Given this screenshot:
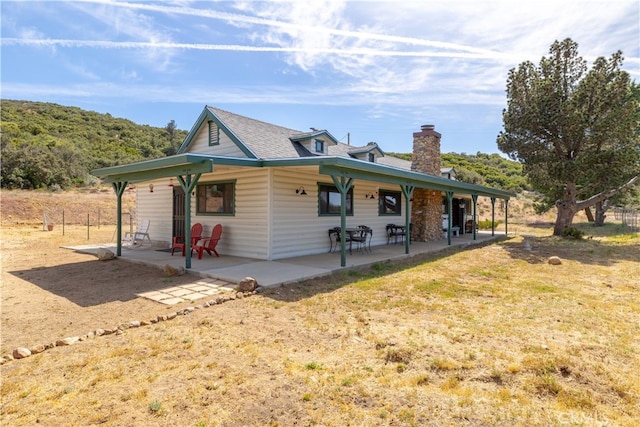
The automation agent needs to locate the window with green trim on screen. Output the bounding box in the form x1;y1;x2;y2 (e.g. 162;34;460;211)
315;139;324;153
319;184;353;215
378;189;401;215
208;120;220;146
196;182;235;215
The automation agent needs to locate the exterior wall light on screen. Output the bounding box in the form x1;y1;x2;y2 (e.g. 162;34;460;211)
295;186;307;195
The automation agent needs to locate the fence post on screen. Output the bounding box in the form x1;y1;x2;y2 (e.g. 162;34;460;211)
62;210;65;236
87;213;90;240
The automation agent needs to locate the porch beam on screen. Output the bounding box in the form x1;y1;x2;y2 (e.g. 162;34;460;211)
100;161;213;184
318;163;513;199
320;165;452;192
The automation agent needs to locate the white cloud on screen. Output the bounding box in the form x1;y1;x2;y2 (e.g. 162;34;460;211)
65;0;178;71
2;0;637;112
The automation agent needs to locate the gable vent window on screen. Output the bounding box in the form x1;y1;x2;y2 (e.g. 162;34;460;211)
315;139;324;153
208;120;220;146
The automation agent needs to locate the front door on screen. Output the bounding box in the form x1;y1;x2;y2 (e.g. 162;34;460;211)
172;186;185;238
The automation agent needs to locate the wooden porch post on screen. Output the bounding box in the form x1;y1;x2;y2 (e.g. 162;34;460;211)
504;199;509;236
490;197;496;236
472;194;478;240
401;184;414;254
177;172;202;269
331;174;354;267
112;181;128;257
446;191;454;245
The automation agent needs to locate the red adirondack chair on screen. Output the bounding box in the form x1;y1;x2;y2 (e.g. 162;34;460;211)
192;224;222;259
171;223;203;256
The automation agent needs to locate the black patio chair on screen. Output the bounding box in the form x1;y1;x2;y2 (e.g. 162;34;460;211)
327;227;344;253
386;224;405;244
352;225;373;252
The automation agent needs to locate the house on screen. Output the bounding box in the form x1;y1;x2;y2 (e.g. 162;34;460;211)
92;106;514;268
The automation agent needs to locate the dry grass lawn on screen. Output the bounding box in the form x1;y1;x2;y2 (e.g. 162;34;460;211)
1;189;639;426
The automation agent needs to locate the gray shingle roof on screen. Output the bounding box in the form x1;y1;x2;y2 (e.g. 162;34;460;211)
207;106;415;171
207;106;303;159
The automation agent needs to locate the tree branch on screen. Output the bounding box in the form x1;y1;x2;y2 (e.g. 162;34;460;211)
575;175;639;211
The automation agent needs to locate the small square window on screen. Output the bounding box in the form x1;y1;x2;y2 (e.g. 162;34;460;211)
318;184;353;215
196;182;235;215
378;189;401;216
315;139;324;153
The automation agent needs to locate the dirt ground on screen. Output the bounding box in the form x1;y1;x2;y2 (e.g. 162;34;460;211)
0;223;214;354
0;189;225;354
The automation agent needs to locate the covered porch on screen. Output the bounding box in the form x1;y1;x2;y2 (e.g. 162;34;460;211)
92;154;514;270
69;230;505;288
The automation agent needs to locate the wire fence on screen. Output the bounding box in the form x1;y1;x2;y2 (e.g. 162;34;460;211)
41;208;138;240
613;207;639;231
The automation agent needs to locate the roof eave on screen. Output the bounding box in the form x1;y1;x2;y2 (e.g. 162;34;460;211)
92;155;261;183
264;156;514;199
92;154;513;199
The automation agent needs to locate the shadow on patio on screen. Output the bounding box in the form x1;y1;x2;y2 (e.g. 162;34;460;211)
67;231;507;293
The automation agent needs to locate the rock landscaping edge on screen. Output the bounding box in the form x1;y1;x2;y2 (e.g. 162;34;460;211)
2;286;263;365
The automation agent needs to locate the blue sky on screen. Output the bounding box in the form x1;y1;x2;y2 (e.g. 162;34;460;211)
2;1;639;155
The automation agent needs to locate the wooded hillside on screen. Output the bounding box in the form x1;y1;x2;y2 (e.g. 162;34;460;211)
1;100;188;190
1;100;527;193
388;152;529;192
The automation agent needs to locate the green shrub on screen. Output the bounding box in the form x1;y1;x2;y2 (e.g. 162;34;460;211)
562;227;584;240
148;399;163;415
477;219;501;230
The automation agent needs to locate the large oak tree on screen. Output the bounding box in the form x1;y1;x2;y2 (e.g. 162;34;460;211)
497;38;639;235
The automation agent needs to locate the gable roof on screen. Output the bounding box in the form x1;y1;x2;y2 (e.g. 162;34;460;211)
345;142;385;158
290;129;340;146
179;106;388;162
94;106;514;201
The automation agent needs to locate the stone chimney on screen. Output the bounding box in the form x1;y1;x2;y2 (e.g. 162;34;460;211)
410;124;443;241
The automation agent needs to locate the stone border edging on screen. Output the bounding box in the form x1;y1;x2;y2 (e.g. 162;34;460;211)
2;287;263;364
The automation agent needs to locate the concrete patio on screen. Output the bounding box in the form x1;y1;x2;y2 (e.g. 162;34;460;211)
68;231;506;288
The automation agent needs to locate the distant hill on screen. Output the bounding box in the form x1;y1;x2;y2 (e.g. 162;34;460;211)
1;100;188;190
388;152;529;192
1;100;527;193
